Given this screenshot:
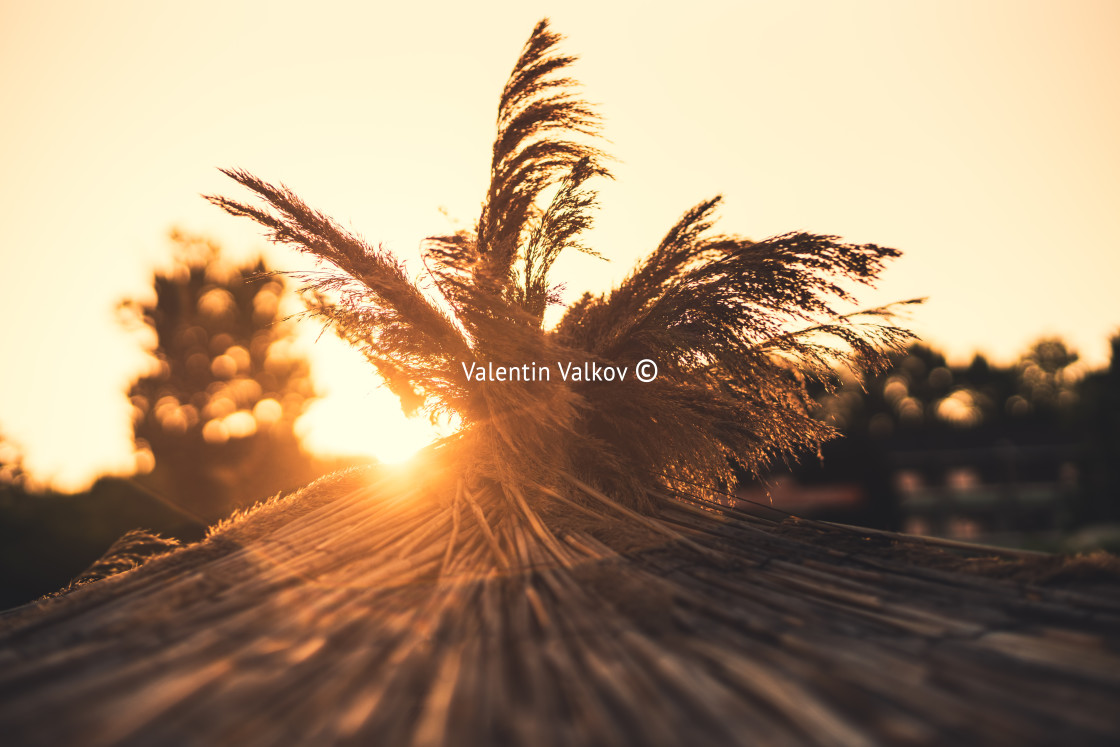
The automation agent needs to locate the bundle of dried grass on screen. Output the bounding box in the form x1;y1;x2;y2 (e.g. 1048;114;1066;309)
208;19;916;546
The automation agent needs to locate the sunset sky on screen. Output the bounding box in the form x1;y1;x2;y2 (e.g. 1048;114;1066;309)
1;1;1118;491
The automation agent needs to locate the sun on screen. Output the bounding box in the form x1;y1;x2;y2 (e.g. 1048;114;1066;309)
294;333;448;464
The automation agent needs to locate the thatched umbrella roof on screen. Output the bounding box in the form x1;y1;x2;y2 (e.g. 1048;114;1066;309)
2;466;1118;746
6;20;1114;746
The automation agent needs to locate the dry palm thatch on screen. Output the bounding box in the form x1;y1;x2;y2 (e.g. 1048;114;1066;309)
2;469;1119;746
207;19;916;524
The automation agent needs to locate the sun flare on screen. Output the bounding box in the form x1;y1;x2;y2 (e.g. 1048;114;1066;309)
294;333;448;464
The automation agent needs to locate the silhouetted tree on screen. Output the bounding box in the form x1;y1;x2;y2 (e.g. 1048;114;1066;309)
1017;338;1079;422
0;429;27;488
124;231;320;521
778;334;1114;535
1075;335;1120;524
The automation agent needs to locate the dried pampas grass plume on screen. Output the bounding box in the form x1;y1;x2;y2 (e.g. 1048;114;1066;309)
207;18;917;557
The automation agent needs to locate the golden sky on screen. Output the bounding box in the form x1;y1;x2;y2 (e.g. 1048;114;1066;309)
1;1;1118;490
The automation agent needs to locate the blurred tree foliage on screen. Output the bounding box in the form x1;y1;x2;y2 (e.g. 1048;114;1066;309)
796;335;1117;530
0;431;27;488
122;231;322;521
812;338;1080;438
1075;336;1120;524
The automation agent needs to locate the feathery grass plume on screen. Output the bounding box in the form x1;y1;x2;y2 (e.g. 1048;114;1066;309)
208;19;916;542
